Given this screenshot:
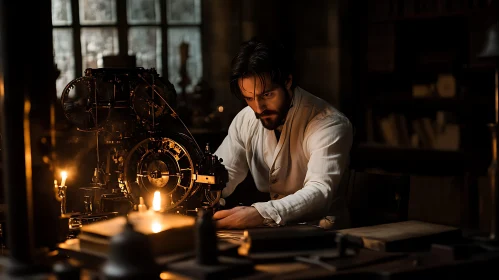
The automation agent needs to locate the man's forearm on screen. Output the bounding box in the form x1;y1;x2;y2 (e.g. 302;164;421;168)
252;182;333;225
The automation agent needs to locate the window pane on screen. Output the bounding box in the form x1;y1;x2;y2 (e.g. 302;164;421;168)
53;28;75;98
128;27;162;74
79;0;116;24
52;0;72;26
127;0;160;24
81;28;119;71
167;0;201;24
167;27;202;93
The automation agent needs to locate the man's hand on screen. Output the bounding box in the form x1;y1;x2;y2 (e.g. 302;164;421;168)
213;206;265;229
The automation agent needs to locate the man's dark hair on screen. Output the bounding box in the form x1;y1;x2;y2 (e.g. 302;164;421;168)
229;38;295;100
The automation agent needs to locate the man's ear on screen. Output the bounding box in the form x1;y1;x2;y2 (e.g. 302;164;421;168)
285;74;293;90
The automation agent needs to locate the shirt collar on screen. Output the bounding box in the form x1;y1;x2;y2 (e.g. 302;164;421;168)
275;88;295;133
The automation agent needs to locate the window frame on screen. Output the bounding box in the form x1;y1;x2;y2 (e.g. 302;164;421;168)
52;0;203;89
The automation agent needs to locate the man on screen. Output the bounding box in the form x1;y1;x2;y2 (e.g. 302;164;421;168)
213;38;353;229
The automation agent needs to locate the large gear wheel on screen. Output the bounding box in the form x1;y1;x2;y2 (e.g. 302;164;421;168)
123;136;199;211
60;76;112;132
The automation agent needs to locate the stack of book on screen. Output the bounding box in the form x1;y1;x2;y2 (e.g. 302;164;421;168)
77;211;196;256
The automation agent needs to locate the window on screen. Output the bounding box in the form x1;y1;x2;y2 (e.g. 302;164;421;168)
51;0;202;97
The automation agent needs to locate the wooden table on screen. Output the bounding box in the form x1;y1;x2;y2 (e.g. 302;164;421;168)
53;220;499;279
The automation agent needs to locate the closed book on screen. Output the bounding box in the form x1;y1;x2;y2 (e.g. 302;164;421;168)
238;225;336;258
338;220;461;252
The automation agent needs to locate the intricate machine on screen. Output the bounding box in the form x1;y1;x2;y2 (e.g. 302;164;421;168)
60;67;228;216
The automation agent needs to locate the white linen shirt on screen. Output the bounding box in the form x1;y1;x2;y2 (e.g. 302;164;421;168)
214;86;353;225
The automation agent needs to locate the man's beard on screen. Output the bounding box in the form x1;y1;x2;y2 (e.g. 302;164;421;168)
257;113;283;130
255;93;291;130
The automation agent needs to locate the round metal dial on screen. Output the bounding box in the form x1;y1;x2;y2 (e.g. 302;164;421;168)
123;137;198;211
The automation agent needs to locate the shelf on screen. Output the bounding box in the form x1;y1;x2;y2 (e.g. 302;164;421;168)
361;96;491;113
357;1;495;176
350;143;488;175
369;11;467;24
356;142;466;157
368;4;494;24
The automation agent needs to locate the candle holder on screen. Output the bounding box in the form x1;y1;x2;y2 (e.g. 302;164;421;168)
54;171;69;215
54;180;68;215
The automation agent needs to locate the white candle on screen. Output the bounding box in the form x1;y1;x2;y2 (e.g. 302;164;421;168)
60;171;68;187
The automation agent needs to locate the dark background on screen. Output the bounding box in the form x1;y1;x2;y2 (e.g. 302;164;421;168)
202;0;498;232
1;0;498;235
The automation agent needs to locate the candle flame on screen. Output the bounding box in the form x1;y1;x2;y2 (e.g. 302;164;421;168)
152;191;161;211
60;171;68;186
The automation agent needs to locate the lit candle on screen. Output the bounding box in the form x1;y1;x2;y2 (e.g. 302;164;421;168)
152;191;161;211
60;171;68;187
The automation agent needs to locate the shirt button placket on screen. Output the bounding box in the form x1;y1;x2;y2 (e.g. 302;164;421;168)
270;166;278;183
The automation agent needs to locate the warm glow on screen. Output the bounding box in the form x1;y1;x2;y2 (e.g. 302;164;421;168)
60;171;68;186
24;100;33;192
159;272;173;280
152;191;161;211
218;106;224;113
151;221;162;233
0;77;4;99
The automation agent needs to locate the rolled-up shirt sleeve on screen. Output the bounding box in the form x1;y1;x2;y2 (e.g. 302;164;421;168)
252;115;353;224
214;111;250;198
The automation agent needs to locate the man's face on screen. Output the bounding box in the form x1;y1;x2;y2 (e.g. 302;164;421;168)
238;74;292;130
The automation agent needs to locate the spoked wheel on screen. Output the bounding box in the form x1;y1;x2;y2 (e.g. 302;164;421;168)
123;135;201;211
61;76;112;132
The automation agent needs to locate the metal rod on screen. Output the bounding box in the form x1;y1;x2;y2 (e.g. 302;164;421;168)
152;75;156;128
95;79;100;170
